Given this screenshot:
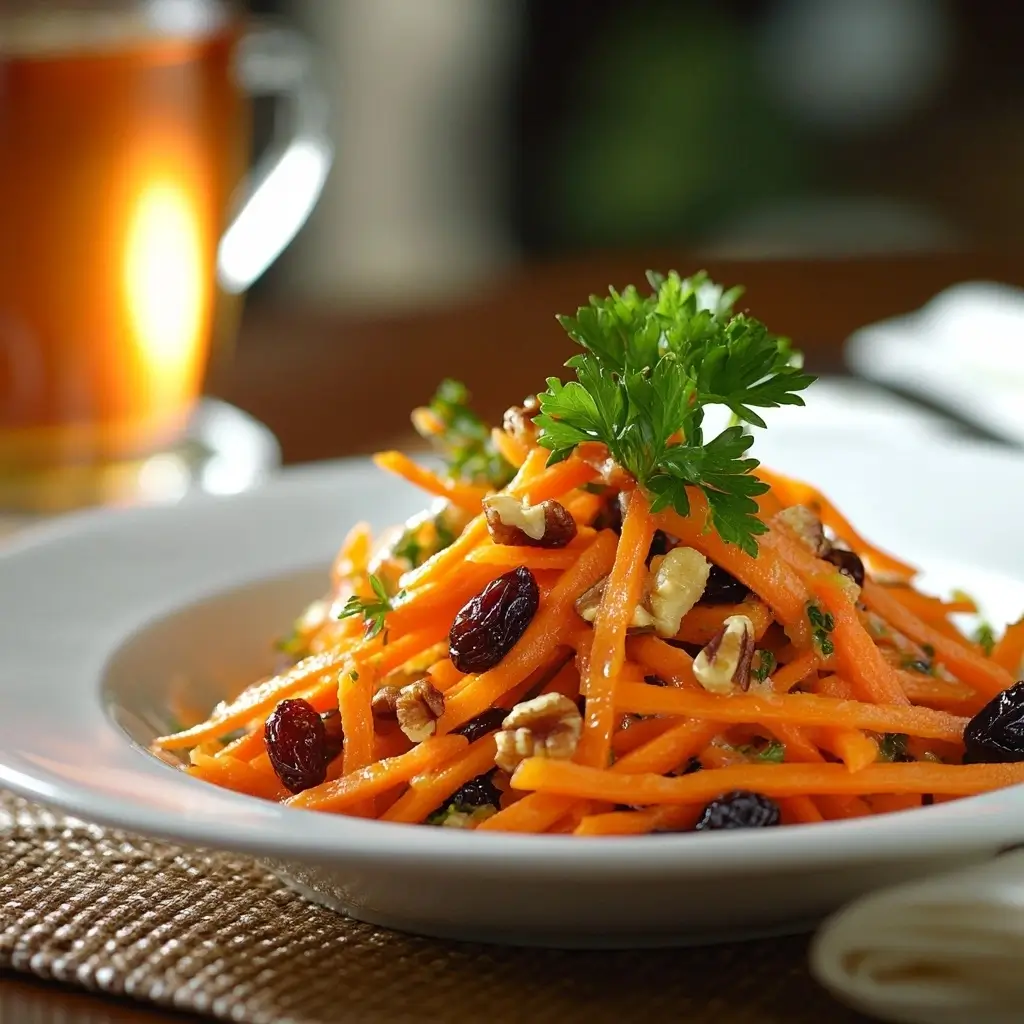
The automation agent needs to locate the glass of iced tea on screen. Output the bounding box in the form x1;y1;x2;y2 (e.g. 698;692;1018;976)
0;0;329;509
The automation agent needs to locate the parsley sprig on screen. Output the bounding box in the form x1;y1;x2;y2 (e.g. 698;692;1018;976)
534;271;814;554
336;575;396;641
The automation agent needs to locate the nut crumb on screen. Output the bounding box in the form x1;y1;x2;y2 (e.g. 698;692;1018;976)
494;693;582;773
395;679;446;742
483;494;577;549
371;685;401;718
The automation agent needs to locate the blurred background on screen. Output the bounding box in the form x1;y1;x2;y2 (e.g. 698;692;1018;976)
248;0;1020;309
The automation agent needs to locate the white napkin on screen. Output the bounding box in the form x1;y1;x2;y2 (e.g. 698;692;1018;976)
811;849;1024;1024
846;281;1024;446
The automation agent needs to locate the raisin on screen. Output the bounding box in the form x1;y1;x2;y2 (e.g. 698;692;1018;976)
453;707;509;743
701;565;749;605
963;681;1024;763
825;547;866;588
445;772;502;811
449;566;540;673
681;757;703;775
644;674;668;687
694;790;781;830
647;530;672;562
265;699;333;794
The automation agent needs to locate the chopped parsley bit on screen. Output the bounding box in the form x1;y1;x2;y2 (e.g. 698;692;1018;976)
974;622;996;657
921;643;936;658
752;650;776;684
534;270;814;556
806;602;835;657
426;804;498;829
900;655;934;675
878;733;911;762
336;574;395;641
735;738;786;763
349;670;360;682
414;379;514;488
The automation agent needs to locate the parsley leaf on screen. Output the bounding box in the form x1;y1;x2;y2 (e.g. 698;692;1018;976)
752;650;776;683
807;602;836;657
536;270;814;554
336;575;395;641
974;622;996;656
413;379;514;488
878;733;911;762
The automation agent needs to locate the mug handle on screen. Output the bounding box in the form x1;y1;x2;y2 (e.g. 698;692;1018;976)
216;22;333;294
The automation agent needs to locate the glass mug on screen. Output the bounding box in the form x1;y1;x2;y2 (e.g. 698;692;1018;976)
0;0;330;498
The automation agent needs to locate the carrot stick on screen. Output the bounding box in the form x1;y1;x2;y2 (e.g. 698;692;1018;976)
614;680;968;742
382;735;498;824
437;531;618;731
330;521;373;589
780;796;826;824
577;489;655;767
811;574;909;706
656;499;810;642
512;758;1024;805
287;735;469;812
574;805;702;836
626;635;697;687
154;649;353;750
189;752;288;802
756;468;917;579
884;586;977;619
896;671;977;711
467;546;580;571
518;458;597;503
386;565;498;635
338;666;376;815
215;728;266;763
428;659;465;692
374;728;412;761
491;427;528;468
563;490;604;526
675;601;774;646
771;649;820;693
400;517;489;590
993;618;1024;676
373;451;491;512
611;717;677;756
863;580;1014;699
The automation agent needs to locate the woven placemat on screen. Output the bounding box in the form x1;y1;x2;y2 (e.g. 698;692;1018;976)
0;792;875;1024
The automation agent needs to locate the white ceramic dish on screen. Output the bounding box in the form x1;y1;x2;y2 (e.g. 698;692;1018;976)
4;435;1024;948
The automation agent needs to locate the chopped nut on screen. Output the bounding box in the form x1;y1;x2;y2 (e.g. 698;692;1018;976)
574;575;655;631
774;505;830;557
502;396;540;445
494;693;582;773
647;547;711;637
693;615;756;694
395;679;446;742
370;685;401;718
483;494;577;549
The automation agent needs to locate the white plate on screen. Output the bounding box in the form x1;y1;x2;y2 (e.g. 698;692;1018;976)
3;439;1024;948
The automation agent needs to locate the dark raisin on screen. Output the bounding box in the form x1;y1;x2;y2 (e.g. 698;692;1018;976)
453;707;509;743
825;547;866;588
449;566;540;673
647;530;672;562
265;698;332;794
701;565;749;605
963;681;1024;763
593;493;623;533
321;709;345;763
446;772;503;810
905;659;932;675
694;790;781;830
681;757;703;775
644;674;668;687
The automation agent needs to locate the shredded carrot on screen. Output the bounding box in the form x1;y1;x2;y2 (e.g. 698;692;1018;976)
675;600;774;646
427;659;465;692
374;450;491;512
780;796;826;825
574;805;702;836
382;735;498;824
863;580;1014;700
626;634;697;687
288;735;469;812
189;752;288;802
467;546;580;571
614;680;967;742
491;426;529;469
771;649;820;693
811;574;909;706
896;670;977;711
577;488;655;767
512;758;1024;805
993;618;1024;675
611;717;677;756
338;665;376;815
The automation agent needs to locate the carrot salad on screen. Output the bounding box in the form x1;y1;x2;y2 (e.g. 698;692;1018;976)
153;272;1024;834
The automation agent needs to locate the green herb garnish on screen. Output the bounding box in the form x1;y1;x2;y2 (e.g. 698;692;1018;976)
807;602;835;658
336;575;395;641
878;733;910;762
752;650;776;684
534;270;814;555
735;738;786;763
415;379;514;488
974;622;996;656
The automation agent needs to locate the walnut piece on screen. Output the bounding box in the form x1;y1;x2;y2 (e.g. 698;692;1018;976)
502;396;540;446
574;575;655;632
483;494;577;549
647;547;711;637
370;685;401;718
693;614;756;694
394;679;446;742
494;693;582;773
774;505;830;557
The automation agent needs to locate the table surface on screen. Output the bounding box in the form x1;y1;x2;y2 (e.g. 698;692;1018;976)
10;250;1024;1023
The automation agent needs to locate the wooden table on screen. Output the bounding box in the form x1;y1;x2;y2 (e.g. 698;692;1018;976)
6;251;1024;1023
